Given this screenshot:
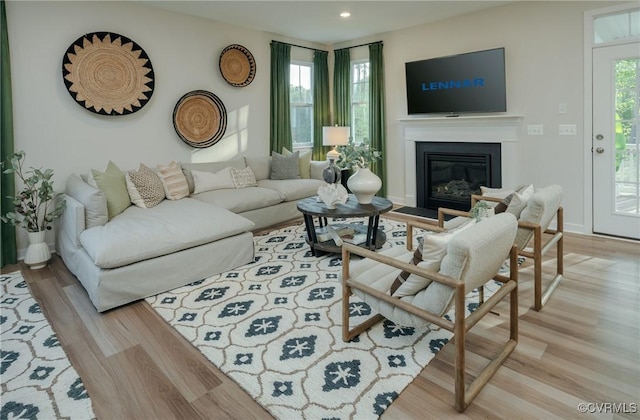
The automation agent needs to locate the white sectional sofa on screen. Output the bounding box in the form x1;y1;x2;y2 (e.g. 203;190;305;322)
57;155;328;312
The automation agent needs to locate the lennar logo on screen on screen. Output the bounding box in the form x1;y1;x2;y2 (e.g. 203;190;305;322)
421;78;485;91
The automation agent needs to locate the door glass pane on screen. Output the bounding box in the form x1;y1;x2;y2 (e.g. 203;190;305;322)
614;58;640;214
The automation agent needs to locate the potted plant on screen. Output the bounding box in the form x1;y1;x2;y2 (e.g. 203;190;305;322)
335;140;383;204
335;139;382;171
1;151;65;269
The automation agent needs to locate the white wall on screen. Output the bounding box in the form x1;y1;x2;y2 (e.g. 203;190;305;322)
5;0;323;254
5;1;627;255
338;0;625;234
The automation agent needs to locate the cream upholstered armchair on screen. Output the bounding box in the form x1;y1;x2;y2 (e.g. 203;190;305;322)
427;185;564;311
341;213;519;412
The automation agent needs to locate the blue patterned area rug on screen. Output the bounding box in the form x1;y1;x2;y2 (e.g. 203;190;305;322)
1;271;95;419
147;219;494;419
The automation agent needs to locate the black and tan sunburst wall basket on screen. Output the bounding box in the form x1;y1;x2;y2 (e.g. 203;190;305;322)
219;44;256;87
62;31;155;116
173;90;228;148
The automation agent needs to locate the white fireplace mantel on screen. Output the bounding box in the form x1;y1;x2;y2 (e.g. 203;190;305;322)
401;115;523;207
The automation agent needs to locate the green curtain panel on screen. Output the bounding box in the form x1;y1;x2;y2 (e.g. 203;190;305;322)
333;48;351;128
270;41;292;154
369;42;387;197
312;50;330;161
1;0;17;267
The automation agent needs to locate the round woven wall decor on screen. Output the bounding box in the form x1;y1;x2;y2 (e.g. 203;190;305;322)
62;32;155;116
173;90;227;148
219;44;256;87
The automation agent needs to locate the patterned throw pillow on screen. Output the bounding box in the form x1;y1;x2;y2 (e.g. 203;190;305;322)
125;163;165;208
230;167;258;188
157;161;189;200
90;161;130;220
270;151;300;180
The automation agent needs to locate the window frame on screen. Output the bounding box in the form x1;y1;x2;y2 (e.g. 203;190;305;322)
289;60;314;149
350;59;370;145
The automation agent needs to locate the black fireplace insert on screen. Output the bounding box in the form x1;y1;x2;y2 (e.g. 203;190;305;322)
416;142;501;211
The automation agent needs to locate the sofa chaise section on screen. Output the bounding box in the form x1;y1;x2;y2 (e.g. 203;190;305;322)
58;195;255;312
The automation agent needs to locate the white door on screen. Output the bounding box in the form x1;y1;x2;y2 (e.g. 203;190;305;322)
593;42;640;239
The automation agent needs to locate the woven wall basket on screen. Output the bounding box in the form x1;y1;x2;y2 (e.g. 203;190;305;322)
173;90;227;148
62;32;155;116
219;44;256;87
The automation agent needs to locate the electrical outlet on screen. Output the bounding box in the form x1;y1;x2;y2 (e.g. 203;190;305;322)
527;124;544;135
559;124;577;135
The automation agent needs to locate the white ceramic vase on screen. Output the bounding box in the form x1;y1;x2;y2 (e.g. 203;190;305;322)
24;230;50;270
347;167;382;204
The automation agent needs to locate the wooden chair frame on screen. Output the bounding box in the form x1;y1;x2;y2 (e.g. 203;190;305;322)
341;243;519;412
410;194;563;311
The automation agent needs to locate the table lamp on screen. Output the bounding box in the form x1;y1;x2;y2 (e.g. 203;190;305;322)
322;126;349;161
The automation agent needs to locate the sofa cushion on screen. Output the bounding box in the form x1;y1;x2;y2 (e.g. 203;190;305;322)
282;147;312;179
192;168;235;193
244;156;271;181
194;187;283;213
89;161;130;220
79;198;254;269
65;174;108;229
126;163;165;208
257;178;325;202
270;151;300;180
157;161;189;200
182;157;246;193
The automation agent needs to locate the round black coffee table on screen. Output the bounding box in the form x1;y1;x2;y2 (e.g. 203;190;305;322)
296;194;393;256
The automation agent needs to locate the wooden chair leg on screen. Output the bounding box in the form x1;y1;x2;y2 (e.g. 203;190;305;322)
533;226;543;311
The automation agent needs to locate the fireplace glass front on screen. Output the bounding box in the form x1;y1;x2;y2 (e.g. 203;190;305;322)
416;142;501;211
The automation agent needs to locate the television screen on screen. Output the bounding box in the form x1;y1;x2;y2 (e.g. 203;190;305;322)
405;47;506;115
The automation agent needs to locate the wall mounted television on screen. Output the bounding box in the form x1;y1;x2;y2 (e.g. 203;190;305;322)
405;47;506;115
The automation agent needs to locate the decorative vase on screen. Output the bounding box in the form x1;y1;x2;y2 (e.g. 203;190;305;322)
24;230;51;270
347;167;382;204
322;159;341;184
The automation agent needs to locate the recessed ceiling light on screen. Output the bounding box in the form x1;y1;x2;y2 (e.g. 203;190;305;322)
340;12;351;18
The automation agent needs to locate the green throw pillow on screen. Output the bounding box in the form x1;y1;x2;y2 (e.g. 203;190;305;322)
91;161;130;220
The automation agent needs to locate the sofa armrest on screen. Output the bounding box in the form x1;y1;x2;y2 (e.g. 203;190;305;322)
58;194;85;248
310;160;329;180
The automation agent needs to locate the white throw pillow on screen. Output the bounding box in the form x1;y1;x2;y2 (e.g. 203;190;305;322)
392;220;475;297
192;168;235;194
506;184;534;217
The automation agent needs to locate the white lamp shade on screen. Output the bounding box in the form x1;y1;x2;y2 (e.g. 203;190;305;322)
322;126;349;146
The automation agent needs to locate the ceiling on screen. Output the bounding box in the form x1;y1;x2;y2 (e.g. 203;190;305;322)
144;1;515;45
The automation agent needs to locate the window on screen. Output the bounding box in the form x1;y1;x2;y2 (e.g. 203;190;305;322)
351;60;370;144
290;62;313;147
594;9;640;44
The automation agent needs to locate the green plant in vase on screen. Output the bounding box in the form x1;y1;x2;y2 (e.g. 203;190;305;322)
335;140;382;170
335;140;383;204
1;151;65;268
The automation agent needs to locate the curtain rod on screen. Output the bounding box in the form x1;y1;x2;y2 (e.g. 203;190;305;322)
271;40;328;53
334;40;383;52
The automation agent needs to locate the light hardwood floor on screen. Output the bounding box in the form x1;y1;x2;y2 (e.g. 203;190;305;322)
3;215;639;419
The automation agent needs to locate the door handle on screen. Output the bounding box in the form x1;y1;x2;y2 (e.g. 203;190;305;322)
595;147;605;154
